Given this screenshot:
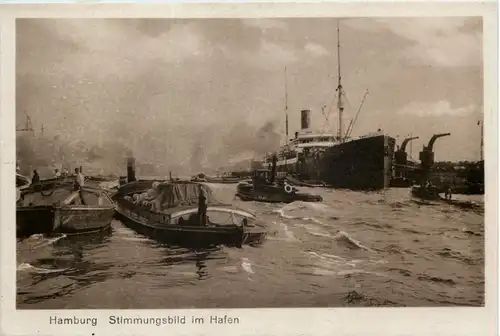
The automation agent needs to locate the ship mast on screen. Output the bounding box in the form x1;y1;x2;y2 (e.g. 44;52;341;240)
336;20;344;142
284;66;289;144
16;115;34;134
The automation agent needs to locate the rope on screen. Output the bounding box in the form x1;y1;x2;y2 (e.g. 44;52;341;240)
40;181;63;197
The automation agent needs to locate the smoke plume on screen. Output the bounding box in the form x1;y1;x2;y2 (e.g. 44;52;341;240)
16;19;286;177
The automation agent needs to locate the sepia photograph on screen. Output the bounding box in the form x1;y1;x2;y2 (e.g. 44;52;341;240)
14;15;487;312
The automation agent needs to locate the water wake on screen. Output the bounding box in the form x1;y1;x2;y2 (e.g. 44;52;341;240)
17;234;67;254
294;223;332;238
17;263;68;274
304;251;385;278
240;257;254;274
332;231;374;252
273;201;334;220
266;222;299;242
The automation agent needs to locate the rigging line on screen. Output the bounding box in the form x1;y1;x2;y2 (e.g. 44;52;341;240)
321;74;339;134
320;105;329;135
342;91;354;136
336;19;344;142
321;94;337;135
284;66;288;143
346;90;369;139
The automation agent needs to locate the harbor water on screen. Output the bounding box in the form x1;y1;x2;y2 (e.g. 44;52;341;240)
16;184;484;308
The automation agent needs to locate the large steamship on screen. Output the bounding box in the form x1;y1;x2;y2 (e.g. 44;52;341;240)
264;21;396;190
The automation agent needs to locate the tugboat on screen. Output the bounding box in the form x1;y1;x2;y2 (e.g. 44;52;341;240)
236;155;323;203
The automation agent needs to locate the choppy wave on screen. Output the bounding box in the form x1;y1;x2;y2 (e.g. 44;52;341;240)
16;186;484;308
17;263;68;274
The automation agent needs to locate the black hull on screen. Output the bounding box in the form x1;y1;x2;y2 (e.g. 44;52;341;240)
318;135;395;190
16;206;114;238
16;206;55;237
114;209;265;248
274;134;396;190
411;187;442;201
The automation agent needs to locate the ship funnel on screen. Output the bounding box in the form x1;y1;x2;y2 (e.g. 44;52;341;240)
301;109;311;130
126;157;137;182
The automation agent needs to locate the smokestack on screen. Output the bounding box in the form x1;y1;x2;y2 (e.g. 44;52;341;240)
301;109;311;130
127;157;136;182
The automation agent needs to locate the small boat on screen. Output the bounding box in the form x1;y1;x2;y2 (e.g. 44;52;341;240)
236;177;323;203
411;186;482;211
205;176;242;184
191;173;207;182
410;185;442;201
86;174;119;182
235;155;323;203
113;178;267;248
284;175;328;188
32;174;113;191
17;181;115;238
34;175;75;187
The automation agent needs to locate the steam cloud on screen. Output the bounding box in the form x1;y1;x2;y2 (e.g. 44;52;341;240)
16;19;284;177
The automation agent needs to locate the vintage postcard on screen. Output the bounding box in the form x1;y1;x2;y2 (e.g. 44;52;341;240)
0;2;497;336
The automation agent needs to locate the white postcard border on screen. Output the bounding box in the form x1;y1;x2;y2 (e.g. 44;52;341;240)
0;2;497;336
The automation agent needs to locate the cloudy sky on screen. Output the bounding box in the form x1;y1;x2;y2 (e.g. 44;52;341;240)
16;17;483;173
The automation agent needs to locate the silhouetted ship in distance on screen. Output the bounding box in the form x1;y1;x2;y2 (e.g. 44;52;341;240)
263;21;396;190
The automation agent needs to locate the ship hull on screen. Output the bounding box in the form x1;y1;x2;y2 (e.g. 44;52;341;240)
273;135;396;190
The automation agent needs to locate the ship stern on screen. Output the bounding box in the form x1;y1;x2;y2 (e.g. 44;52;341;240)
320;134;396;190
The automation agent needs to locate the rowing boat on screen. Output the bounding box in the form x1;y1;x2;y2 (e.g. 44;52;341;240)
410;186;483;212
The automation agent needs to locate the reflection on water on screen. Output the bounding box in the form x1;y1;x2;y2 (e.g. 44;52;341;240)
17;186;484;308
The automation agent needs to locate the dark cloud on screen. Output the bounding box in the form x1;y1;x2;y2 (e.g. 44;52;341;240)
16;17;484;173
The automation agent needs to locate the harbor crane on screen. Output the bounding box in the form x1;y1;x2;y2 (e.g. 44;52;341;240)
394;136;419;166
418;133;451;183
